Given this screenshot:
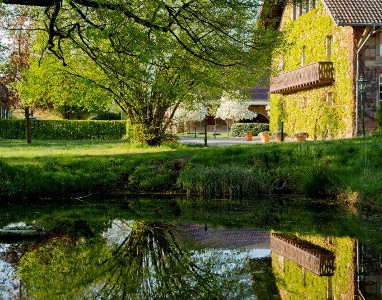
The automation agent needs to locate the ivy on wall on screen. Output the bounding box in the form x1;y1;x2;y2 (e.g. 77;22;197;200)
270;1;355;139
272;235;354;299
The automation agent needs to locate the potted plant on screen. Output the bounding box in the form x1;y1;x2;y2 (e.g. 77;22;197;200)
273;132;283;142
295;132;308;142
244;132;253;141
259;131;270;143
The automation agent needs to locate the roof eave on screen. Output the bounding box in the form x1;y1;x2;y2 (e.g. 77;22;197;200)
336;22;382;27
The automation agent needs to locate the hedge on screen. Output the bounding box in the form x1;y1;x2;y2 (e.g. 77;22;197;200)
0;119;127;140
231;123;269;137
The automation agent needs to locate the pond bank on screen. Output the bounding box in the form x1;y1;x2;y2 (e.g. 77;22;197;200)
0;138;381;213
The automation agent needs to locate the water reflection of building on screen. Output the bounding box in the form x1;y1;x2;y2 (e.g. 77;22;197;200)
357;242;382;299
267;233;382;300
270;233;355;300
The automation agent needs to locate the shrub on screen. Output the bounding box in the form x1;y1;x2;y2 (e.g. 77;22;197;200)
0;120;127;140
92;112;122;120
231;123;269;137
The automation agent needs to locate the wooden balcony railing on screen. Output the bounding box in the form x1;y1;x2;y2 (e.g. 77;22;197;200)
270;62;334;94
271;233;335;276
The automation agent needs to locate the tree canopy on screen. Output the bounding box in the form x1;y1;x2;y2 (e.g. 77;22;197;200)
1;0;280;145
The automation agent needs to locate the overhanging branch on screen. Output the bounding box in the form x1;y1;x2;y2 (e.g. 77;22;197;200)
3;0;58;6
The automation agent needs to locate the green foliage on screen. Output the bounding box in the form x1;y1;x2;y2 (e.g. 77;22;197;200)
92;112;121;120
0;119;127;140
16;32;113;119
178;164;274;198
230;123;269;137
128;163;174;192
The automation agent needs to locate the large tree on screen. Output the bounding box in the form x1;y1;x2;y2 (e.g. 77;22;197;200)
1;1;279;145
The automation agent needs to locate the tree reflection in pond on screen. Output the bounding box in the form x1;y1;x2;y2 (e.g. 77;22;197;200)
19;220;257;299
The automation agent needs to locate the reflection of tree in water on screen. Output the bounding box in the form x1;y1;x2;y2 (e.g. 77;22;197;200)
0;244;29;299
19;220;252;300
98;221;244;299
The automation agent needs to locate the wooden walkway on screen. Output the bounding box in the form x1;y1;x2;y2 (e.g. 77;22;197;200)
271;232;335;276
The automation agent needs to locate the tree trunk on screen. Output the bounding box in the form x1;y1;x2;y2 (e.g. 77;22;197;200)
24;106;31;144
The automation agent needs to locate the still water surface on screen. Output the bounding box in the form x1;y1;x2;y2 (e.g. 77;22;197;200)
0;197;381;300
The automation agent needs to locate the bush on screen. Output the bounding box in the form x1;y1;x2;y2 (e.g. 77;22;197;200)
92;112;121;120
0;120;127;140
231;123;269;137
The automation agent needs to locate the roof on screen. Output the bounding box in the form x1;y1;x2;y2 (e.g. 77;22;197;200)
323;0;382;26
260;0;382;28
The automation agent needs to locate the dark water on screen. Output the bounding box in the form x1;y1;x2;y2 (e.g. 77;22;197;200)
0;197;381;300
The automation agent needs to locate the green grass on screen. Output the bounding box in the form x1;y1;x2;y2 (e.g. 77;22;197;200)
0;139;176;159
1;137;382;212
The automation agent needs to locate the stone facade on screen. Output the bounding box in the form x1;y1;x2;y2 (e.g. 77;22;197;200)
357;31;382;133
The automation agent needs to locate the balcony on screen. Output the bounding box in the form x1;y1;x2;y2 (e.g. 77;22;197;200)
271;233;335;276
270;62;334;94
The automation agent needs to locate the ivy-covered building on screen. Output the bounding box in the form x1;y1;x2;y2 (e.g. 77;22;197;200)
264;0;382;139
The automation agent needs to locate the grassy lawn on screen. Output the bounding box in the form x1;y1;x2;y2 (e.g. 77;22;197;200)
0;137;382;213
0;139;176;159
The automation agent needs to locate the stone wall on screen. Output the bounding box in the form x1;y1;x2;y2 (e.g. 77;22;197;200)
358;31;382;133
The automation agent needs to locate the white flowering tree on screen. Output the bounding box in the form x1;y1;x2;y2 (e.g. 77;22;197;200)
172;102;209;134
215;91;257;136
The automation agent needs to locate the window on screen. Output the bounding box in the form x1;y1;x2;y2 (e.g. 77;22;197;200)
379;75;382;103
302;0;308;15
293;0;316;20
379;33;382;57
309;0;317;10
326;35;333;61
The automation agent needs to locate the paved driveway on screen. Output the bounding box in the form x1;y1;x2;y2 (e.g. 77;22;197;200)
179;136;267;146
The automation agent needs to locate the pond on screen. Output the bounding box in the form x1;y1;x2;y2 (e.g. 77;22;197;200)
0;197;381;300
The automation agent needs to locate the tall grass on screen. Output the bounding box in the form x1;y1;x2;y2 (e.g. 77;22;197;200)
178;164;274;198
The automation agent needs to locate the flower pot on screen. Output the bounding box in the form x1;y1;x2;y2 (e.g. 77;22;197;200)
259;132;270;143
244;133;253;141
273;132;282;142
295;133;307;142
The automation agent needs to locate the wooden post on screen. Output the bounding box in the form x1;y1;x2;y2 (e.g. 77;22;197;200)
24;106;31;144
